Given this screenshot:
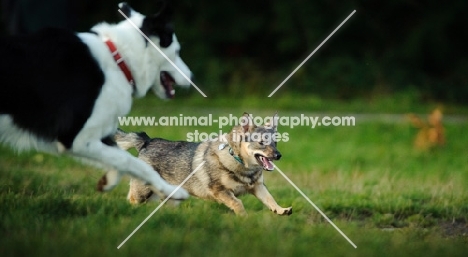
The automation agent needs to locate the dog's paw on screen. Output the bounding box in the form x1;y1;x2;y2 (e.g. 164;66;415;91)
169;187;190;200
274;207;292;216
156;184;190;201
283;207;293;215
97;170;122;192
233;208;248;216
166;199;183;207
127;193;141;205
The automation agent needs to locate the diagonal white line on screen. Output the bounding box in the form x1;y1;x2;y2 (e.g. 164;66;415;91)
273;164;357;248
117;161;205;249
118;9;207;97
268;10;356;97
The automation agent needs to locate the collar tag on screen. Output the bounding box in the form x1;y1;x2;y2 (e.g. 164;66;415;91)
218;143;226;150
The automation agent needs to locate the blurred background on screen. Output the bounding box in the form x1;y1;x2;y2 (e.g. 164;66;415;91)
1;0;467;104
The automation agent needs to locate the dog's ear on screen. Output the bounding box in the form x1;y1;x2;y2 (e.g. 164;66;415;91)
118;2;134;18
141;0;174;48
265;112;279;132
428;108;443;127
153;0;174;22
240;112;256;133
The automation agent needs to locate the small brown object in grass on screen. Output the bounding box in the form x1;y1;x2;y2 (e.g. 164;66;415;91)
407;108;445;150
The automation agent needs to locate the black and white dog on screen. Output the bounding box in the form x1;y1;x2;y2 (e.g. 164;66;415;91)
0;2;191;200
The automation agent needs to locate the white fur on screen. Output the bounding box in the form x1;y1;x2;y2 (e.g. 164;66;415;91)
0;115;60;153
90;16;192;98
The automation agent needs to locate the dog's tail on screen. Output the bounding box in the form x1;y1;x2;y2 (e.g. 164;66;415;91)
114;129;150;151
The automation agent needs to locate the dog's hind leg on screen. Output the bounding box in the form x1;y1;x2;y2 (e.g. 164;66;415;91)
97;169;123;192
127;178;155;204
126;178;184;206
72;140;189;200
253;184;292;216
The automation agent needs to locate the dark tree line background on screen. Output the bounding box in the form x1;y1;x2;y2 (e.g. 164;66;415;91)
1;0;467;103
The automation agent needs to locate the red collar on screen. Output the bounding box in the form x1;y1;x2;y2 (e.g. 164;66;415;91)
104;40;136;92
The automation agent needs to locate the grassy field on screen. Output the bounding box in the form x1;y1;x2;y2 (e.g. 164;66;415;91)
1;96;467;256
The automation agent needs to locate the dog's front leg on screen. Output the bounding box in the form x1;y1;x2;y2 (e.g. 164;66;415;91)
73;140;189;200
253;183;292;215
97;169;123;192
213;190;247;216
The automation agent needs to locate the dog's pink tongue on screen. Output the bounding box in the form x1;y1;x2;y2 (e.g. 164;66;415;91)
161;71;175;99
261;156;274;171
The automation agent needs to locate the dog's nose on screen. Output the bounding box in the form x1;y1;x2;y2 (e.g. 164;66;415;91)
275;151;282;160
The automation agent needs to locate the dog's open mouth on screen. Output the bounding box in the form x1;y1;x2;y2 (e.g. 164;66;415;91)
255;154;275;171
160;71;176;99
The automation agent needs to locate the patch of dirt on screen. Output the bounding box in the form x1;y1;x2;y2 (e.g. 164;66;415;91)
440;221;468;237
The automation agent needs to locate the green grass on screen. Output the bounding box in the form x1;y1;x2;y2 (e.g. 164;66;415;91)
145;91;468;115
1;97;467;256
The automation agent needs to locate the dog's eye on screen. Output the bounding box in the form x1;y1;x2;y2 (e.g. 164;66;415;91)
258;141;264;146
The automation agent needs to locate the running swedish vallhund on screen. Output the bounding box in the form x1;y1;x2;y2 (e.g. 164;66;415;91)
115;113;293;216
0;2;192;200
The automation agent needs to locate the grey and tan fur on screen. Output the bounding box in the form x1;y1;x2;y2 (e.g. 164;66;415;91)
116;113;292;216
